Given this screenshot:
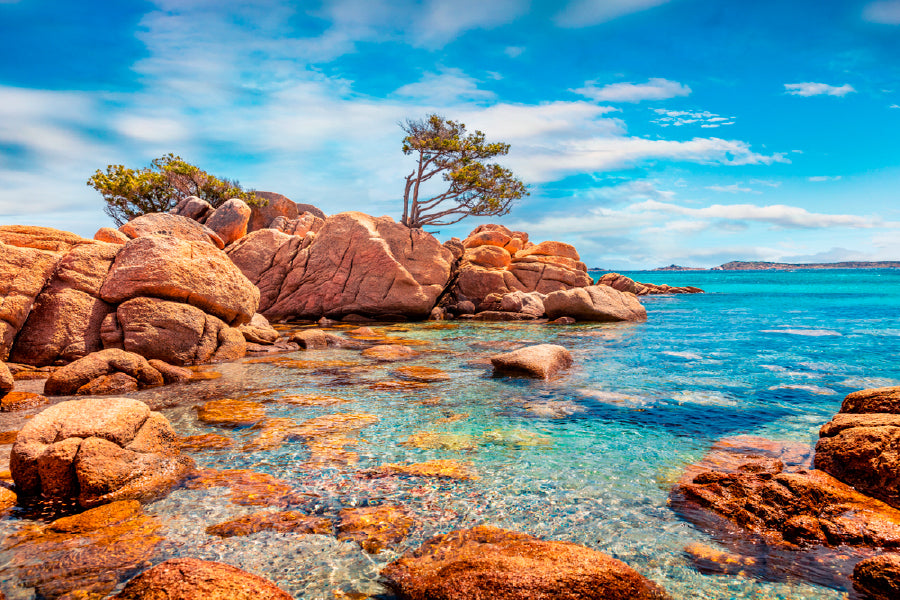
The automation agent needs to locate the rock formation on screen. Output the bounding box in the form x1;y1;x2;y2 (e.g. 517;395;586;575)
381;526;669;600
448;224;593;310
597;272;704;295
491;344;573;379
119;213;225;249
853;554;900;600
544;285;647;322
10;397;194;507
228;212;453;320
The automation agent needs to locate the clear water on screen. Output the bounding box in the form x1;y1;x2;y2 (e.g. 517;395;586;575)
3;269;900;599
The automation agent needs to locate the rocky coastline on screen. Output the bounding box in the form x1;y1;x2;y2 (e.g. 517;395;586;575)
2;193;896;599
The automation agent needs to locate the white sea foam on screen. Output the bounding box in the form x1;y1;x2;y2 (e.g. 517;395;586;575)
761;329;842;337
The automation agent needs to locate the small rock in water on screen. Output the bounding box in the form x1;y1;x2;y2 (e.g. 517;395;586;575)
360;459;477;480
490;344;573;379
362;344;418;361
206;510;333;538
852;554;900;600
0;391;48;412
195;399;266;428
337;504;415;554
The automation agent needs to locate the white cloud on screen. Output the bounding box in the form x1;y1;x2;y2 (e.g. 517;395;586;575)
555;0;673;27
652;108;734;128
863;1;900;24
808;175;842;182
891;104;900;109
706;184;755;194
392;69;496;104
504;46;525;58
632;199;880;229
784;82;856;97
414;0;530;46
574;78;691;103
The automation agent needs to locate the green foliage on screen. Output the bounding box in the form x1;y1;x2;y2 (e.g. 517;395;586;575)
87;154;261;226
400;114;528;229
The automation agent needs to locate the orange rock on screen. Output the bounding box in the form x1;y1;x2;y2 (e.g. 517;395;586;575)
392;366;450;383
0;500;163;599
0;391;48;412
369;380;430;392
179;433;235;451
189;370;222;381
516;240;581;261
206;510;333;538
77;372;140;395
277;393;349;406
337;504;415;553
463;229;511;249
362;344;418;362
381;526;669;600
195;399;265;428
465;245;511;269
94;227;129;244
0;486;16;513
296;413;379;438
119;212;225;249
361;459;476;480
185;468;296;507
490;344;573;379
242;417;302;452
112;557;293;600
0;430;18;444
0;241;62;360
43;348;164;395
205;198;252;246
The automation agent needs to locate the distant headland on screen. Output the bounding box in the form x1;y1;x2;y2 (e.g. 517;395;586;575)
588;261;900;272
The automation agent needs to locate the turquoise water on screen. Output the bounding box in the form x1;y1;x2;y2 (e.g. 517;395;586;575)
3;269;900;599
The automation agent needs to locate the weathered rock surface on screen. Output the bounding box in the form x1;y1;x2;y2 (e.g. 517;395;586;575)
239;313;280;344
148;359;192;384
500;290;546;316
77;371;140;395
598;272;704;295
196;398;266;428
228;212;453;320
362;344;418;362
0;241;62;360
381;526;669;600
839;385;900;414
853;554;900;600
248;191;300;232
544;285;647;322
10;241;119;366
171;196;214;223
491;344;573;379
451;225;592;307
43;349;164;395
816;386;900;509
0;361;12;396
94;226;130;244
338;504;415;553
1;391;48;411
206;510;332;538
101;235;259;326
290;329;328;349
10;397;193;507
0;500;163;599
0;224;90;252
205;198;252;246
113;557;293;600
671;435;900;549
111;297;246;365
119;212;225;249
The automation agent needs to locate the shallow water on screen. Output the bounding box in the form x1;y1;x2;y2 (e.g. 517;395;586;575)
2;269;899;599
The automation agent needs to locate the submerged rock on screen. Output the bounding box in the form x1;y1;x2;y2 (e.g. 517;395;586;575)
10;397;193;507
362;344;418;362
544;285;647;322
113;557;293;600
360;459;476;480
852;554;900;600
0;500;163;599
0;391;48;412
206;510;333;538
491;344;573;379
184;468;296;507
392;365;450;382
381;526;669;600
337;504;415;553
196;398;266;428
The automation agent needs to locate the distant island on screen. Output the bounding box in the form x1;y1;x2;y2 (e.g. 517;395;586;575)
654;261;900;271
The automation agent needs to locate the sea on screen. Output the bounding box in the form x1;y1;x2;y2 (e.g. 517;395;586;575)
3;269;900;599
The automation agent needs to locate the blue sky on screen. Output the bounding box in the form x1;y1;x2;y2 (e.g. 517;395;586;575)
1;0;898;268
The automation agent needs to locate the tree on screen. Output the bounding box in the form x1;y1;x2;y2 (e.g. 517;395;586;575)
87;153;260;226
400;114;527;229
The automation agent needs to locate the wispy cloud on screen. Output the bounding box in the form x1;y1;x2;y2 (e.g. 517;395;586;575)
392;69;496;104
504;46;525;58
574;78;691;103
784;82;856;97
555;0;674;27
633;199;880;229
652;108;734;128
808;175;842;182
706;184;755;194
863;1;900;24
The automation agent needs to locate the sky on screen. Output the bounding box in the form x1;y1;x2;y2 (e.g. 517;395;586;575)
0;0;898;269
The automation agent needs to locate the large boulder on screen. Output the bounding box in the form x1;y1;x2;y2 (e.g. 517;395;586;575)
0;241;62;360
451;225;592;307
113;558;293;600
119;212;225;249
0;224;90;252
204;198;252;246
10;241;120;366
43;348;164;396
170;196;215;223
853;554;900;600
248;191;299;232
815;386;900;509
229;212;453;320
499;290;545;317
544;285;647;322
491;344;573;379
10;397;193;508
101;235;259;326
381;526;669;600
106;297;246;365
